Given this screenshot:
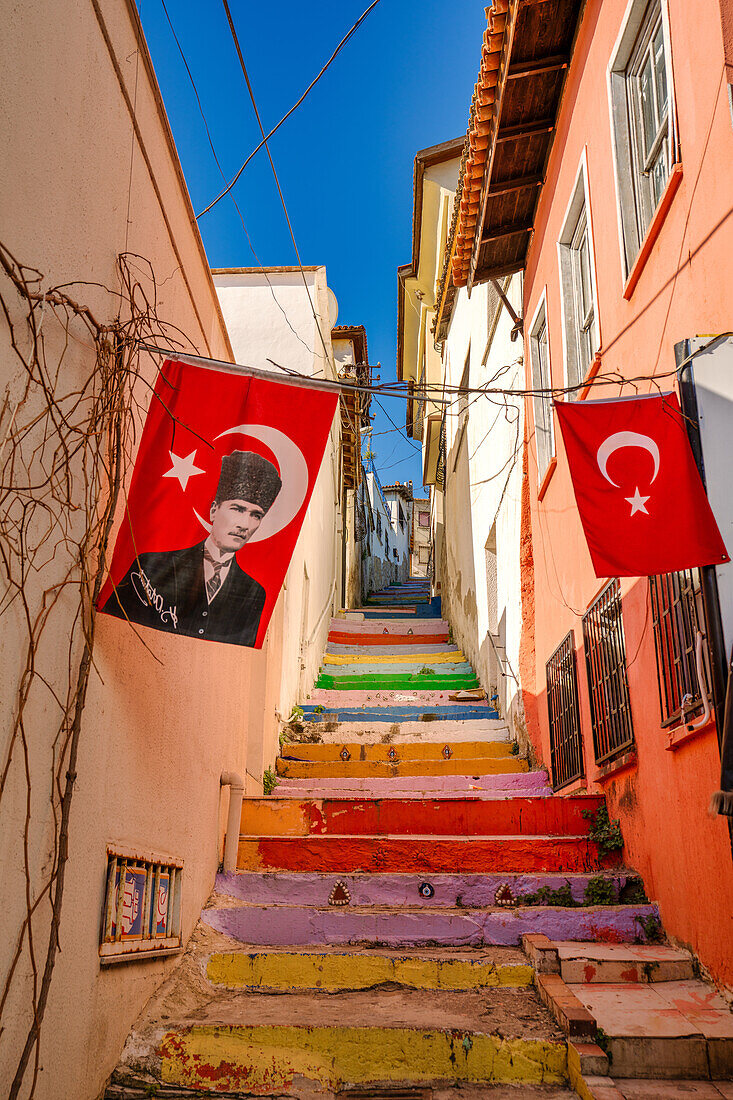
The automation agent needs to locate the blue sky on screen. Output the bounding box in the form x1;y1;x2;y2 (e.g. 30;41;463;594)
139;0;485;490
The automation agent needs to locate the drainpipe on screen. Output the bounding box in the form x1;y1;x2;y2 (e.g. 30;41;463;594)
220;772;244;875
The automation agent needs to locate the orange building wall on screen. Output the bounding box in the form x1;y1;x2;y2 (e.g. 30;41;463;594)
520;0;733;988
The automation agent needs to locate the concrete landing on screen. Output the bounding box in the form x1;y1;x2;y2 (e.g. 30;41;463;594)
296;717;511;743
574;980;733;1079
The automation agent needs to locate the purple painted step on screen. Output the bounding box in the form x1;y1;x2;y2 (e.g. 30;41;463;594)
203;901;659;948
216;871;641;908
274;771;553;797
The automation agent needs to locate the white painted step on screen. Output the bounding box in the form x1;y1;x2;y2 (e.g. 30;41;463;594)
298;718;511;744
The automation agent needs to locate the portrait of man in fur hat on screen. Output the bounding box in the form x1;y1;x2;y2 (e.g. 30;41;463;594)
103;450;281;647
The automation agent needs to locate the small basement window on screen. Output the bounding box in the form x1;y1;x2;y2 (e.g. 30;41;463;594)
100;849;183;964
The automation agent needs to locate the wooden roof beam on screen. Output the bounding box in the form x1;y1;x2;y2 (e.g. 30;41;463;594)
487;173;543;198
507;54;569;79
481;221;533;243
496;118;555;143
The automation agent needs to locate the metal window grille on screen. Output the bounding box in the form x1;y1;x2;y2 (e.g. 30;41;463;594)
649;569;708;725
546;632;585;789
582;579;635;764
100;849;182;964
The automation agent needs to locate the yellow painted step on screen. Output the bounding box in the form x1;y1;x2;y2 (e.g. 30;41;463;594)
159;1026;568;1092
281;740;512;762
207;949;534;992
324;650;466;665
275;756;528;779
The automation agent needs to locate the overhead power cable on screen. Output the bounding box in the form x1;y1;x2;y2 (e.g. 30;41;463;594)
197;0;382;219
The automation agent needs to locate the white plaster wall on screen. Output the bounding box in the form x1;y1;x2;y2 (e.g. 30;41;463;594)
441;277;525;723
213;271;341;738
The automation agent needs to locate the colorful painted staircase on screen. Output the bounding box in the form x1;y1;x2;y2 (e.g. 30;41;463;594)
107;580;733;1098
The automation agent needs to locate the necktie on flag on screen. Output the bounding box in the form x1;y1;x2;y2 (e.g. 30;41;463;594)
98;358;338;649
554;392;729;578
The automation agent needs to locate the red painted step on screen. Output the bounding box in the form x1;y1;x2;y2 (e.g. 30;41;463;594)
240;795;604;838
237;834;618;874
328;631;450;646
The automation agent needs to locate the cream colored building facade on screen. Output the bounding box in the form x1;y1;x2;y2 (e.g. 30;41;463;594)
0;6;342;1097
397;138;527;735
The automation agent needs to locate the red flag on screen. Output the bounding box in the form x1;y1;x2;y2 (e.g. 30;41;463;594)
98;358;338;648
554;392;729;578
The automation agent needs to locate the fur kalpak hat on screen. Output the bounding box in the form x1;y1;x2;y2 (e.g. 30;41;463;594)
214;450;282;513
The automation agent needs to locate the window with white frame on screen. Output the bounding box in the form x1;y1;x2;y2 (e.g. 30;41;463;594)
529;300;554;481
609;0;676;272
558;165;599;393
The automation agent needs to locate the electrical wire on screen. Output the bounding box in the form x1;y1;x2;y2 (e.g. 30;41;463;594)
196;0;383;219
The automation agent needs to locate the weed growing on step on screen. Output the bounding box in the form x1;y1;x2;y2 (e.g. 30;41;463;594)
635;913;663;943
509;742;520;756
584;876;618;906
618;877;648;904
263;768;278;796
418;665;436;675
583;804;624;857
521;882;575;907
289;704;304;722
313;704;324;714
595;1027;610;1054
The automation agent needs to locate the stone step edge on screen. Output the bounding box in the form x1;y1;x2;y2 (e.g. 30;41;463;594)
205;949;535;992
110;1030;569;1093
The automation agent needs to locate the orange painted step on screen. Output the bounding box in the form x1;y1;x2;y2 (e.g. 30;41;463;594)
240;795;604;838
236;834;617;874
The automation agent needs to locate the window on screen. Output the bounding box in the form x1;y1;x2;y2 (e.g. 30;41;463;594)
582;579;635;764
376;514;382;539
100;850;182;964
546;633;585;789
393;548;399;560
610;0;676;271
558;161;599;392
529;298;554;480
649;569;709;725
418;545;430;565
418;511;430;528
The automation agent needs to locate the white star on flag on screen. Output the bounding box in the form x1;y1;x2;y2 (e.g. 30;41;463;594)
162;449;205;492
625;486;650;516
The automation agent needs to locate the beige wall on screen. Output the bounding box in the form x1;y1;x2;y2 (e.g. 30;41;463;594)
0;4;336;1098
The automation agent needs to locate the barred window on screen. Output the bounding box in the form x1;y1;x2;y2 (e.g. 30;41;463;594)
546;632;584;789
582;579;635;764
100;849;182;964
649;569;708;725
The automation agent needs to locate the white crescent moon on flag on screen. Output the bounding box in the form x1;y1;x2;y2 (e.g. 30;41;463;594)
596;431;660;487
192;424;309;543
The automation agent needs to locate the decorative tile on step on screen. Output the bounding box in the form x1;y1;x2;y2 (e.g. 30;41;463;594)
215;870;644;908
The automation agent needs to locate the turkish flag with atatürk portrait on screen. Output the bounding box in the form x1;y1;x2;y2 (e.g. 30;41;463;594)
555;392;729;578
98;358;338;648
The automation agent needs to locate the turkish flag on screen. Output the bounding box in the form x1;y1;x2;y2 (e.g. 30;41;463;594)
555;392;729;578
98;358;337;648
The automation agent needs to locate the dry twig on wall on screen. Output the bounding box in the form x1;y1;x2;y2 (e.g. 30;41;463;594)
0;243;193;1099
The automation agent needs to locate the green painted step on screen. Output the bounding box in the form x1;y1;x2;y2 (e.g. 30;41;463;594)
315;673;481;690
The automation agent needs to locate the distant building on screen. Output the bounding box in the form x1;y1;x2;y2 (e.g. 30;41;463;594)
411;497;431;578
383;480;413;581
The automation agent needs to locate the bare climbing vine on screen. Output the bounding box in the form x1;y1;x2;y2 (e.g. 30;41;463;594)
0;242;193;1099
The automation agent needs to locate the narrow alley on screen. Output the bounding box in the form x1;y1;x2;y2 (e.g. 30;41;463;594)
106;580;732;1098
3;1;733;1098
